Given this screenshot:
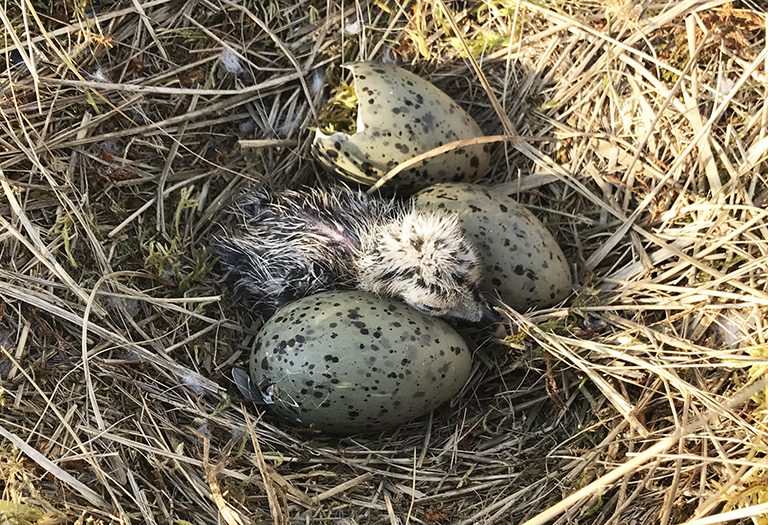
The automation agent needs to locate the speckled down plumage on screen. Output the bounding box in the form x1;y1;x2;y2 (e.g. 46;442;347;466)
213;185;494;322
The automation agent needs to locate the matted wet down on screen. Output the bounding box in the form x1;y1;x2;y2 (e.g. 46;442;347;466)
1;1;767;524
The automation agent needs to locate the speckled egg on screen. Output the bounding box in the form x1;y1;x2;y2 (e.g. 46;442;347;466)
250;290;471;434
313;62;490;193
414;183;571;310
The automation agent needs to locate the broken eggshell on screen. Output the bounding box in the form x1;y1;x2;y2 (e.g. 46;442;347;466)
313;62;490;193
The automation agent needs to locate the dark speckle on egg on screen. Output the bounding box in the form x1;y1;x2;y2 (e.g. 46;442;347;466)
250;290;471;434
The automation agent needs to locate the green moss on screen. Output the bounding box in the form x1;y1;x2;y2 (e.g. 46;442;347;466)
317;82;358;135
449;31;511;58
0;501;43;524
724;468;768;525
138;189;214;295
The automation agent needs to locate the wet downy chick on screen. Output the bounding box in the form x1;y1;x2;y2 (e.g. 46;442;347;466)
357;211;488;321
214;186;495;323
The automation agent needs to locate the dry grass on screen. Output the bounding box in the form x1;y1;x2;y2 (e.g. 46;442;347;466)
1;0;768;523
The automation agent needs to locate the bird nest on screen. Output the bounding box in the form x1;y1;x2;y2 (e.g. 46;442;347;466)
1;1;768;524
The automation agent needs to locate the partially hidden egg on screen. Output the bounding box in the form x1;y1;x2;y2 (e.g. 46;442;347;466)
413;183;571;310
250;290;472;434
312;62;490;193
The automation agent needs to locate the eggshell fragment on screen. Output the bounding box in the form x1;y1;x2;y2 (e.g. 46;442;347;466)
313;62;490;193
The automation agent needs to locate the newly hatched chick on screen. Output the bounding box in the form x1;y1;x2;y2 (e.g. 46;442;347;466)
214;185;495;323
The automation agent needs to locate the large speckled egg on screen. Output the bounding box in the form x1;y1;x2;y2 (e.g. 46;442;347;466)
313;62;490;193
414;183;571;310
250;290;471;434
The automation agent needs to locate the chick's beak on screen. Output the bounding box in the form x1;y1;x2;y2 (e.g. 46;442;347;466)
445;294;500;325
479;302;500;325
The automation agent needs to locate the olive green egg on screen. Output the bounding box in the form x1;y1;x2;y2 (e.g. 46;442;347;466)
413;183;571;310
312;62;490;193
250;290;472;434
